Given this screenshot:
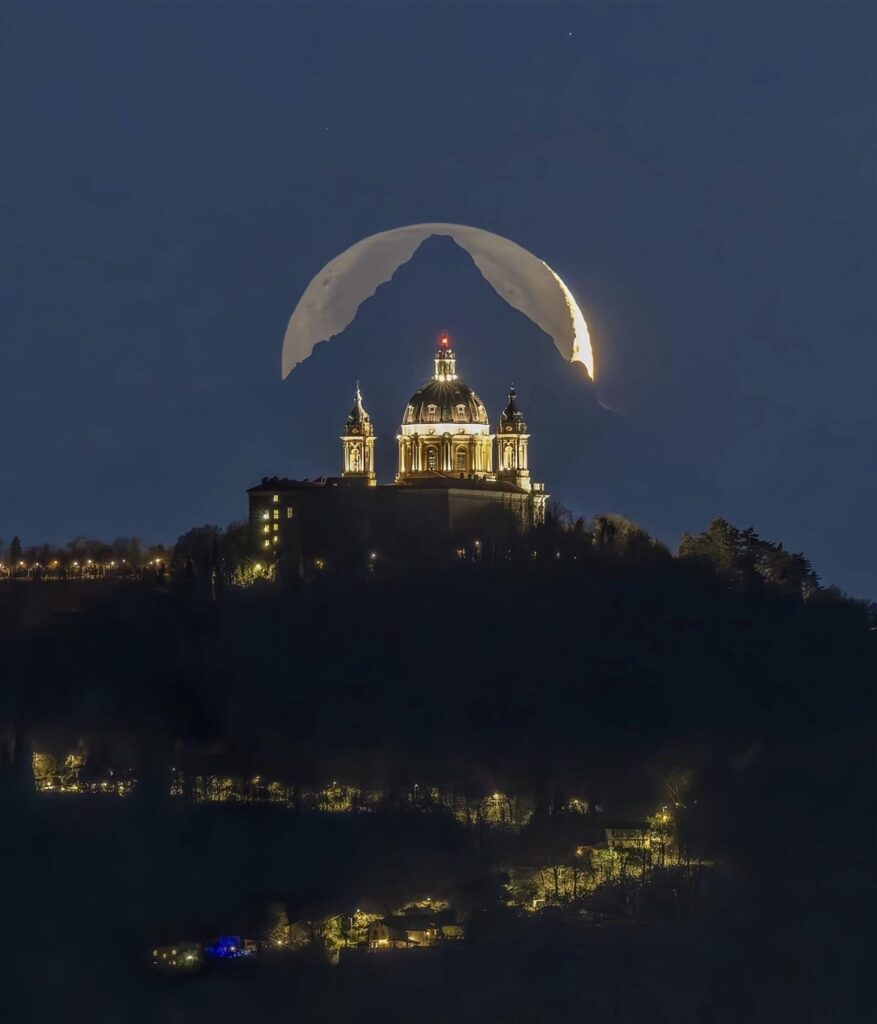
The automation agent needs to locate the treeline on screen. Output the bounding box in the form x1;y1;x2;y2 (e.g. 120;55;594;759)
172;509;873;610
0;522;250;585
2;511;872;792
0;534;171;575
5;513;869;618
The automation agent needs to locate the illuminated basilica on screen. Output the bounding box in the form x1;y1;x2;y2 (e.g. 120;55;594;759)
248;335;548;572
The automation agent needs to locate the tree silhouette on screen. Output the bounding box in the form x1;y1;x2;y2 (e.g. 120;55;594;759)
8;536;23;566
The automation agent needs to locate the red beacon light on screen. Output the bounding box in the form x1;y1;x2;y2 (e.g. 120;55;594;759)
438;332;451;350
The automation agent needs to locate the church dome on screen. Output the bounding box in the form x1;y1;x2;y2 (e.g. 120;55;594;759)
401;334;489;427
403;379;489;426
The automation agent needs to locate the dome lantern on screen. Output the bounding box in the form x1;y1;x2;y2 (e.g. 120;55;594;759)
434;332;457;382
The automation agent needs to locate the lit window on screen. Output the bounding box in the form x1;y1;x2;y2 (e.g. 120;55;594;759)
426;404;438;422
263;525;270;534
272;493;279;503
426;446;438;471
455;446;467;471
262;512;269;521
272;536;278;545
272;509;279;520
272;523;278;532
286;507;293;518
263;540;270;548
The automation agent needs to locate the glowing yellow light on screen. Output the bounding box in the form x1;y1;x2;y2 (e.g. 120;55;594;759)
542;262;594;379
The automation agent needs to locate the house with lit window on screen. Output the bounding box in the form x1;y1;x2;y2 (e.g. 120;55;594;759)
151;943;204;971
367;908;464;949
247;335;548;574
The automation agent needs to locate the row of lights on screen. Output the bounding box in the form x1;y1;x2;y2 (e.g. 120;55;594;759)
1;558;164;571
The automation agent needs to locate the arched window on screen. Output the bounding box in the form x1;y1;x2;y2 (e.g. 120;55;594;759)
350;446;362;472
426;404;438;423
426;446;438;471
455;446;467;471
503;442;514;469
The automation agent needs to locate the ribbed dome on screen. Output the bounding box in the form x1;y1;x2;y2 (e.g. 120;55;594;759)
403;379;489;426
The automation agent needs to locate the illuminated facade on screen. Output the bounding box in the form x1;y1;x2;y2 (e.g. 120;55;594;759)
396;335;494;479
341;383;376;485
247;335;548;572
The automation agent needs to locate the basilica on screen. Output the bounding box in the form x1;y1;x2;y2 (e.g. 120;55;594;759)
248;335;548;572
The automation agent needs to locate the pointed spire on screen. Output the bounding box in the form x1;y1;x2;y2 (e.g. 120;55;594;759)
341;380;376;483
500;383;527;432
345;381;373;434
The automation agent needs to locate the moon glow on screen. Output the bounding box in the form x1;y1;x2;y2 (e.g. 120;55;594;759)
281;223;595;380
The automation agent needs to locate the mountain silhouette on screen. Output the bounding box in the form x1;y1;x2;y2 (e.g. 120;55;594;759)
270;235;724;544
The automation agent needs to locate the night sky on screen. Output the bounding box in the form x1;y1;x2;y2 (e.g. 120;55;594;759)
2;4;875;598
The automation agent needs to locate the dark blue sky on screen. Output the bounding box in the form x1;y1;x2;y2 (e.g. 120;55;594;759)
2;3;875;598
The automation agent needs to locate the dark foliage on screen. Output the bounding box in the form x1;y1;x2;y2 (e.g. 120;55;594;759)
1;516;873;1021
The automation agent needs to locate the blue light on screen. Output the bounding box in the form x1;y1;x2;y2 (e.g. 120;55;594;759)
205;935;244;959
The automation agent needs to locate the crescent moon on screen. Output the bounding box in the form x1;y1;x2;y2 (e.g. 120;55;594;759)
281;223;594;380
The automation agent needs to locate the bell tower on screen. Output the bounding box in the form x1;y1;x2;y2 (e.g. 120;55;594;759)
496;385;531;492
340;383;376;485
